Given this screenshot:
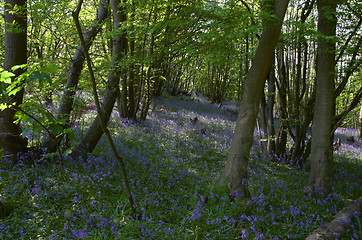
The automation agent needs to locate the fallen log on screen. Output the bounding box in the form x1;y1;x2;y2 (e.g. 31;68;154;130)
305;197;362;240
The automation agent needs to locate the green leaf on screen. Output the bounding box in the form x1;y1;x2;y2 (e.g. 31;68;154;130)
0;171;10;180
0;71;15;83
0;103;8;110
48;123;64;136
63;149;73;157
42;65;58;74
21;127;33;137
33;124;43;134
11;64;28;71
29;71;51;87
8;87;22;96
58;117;68;126
64;128;76;142
43;111;56;122
0;82;5;93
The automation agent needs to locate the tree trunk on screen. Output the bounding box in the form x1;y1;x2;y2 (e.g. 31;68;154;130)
275;50;288;156
291;36;302;161
71;0;124;157
140;16;157;121
214;0;289;199
306;197;362;240
152;6;170;98
128;35;136;120
305;0;337;195
358;105;362;139
119;0;130;119
259;91;268;150
289;0;314;162
41;0;109;152
266;67;276;154
0;0;28;159
119;2;137;121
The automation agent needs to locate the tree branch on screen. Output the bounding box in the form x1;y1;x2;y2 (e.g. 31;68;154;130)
332;86;362;135
306;197;362;240
335;18;361;64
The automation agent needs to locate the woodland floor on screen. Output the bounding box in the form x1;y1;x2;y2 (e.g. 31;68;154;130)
0;93;361;239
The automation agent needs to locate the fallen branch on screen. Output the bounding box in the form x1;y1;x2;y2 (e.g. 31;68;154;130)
306;197;362;240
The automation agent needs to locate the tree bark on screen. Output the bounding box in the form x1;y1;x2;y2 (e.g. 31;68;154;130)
214;0;289;199
71;0;124;157
41;0;109;152
119;0;130;119
266;67;276;154
305;0;337;195
118;0;138;121
275;50;288;156
358;105;362;139
0;0;28;159
288;0;314;162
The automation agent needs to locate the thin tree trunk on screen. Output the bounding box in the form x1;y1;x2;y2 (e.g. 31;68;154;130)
128;31;136;120
238;46;243;102
266;67;276;154
275;50;288;156
290;1;314;161
119;0;129;119
291;35;302;160
259;91;268;150
0;0;28;159
71;0;124;157
358;105;362;139
152;6;170;98
118;0;140;121
41;0;109;152
305;0;337;195
214;0;289;199
140;16;156;121
300;88;316;162
72;0;139;218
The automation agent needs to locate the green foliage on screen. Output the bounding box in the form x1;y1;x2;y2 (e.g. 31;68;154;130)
0;64;75;149
1;64;56;100
0;171;10;192
0;96;360;238
0;71;15;107
0;70;15;84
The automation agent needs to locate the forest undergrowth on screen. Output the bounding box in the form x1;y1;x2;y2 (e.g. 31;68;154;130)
0;93;361;239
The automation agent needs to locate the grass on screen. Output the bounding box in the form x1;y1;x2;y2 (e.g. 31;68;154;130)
0;93;361;239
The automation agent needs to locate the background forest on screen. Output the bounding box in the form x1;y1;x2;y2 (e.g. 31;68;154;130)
0;0;361;239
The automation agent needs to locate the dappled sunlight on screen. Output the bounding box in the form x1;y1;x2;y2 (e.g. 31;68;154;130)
1;96;360;239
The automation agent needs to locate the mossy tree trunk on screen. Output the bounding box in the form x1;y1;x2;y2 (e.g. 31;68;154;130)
305;0;337;195
214;0;289;199
0;0;28;159
41;0;109;153
71;0;125;156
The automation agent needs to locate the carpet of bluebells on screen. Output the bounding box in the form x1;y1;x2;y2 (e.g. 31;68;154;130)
0;93;361;239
